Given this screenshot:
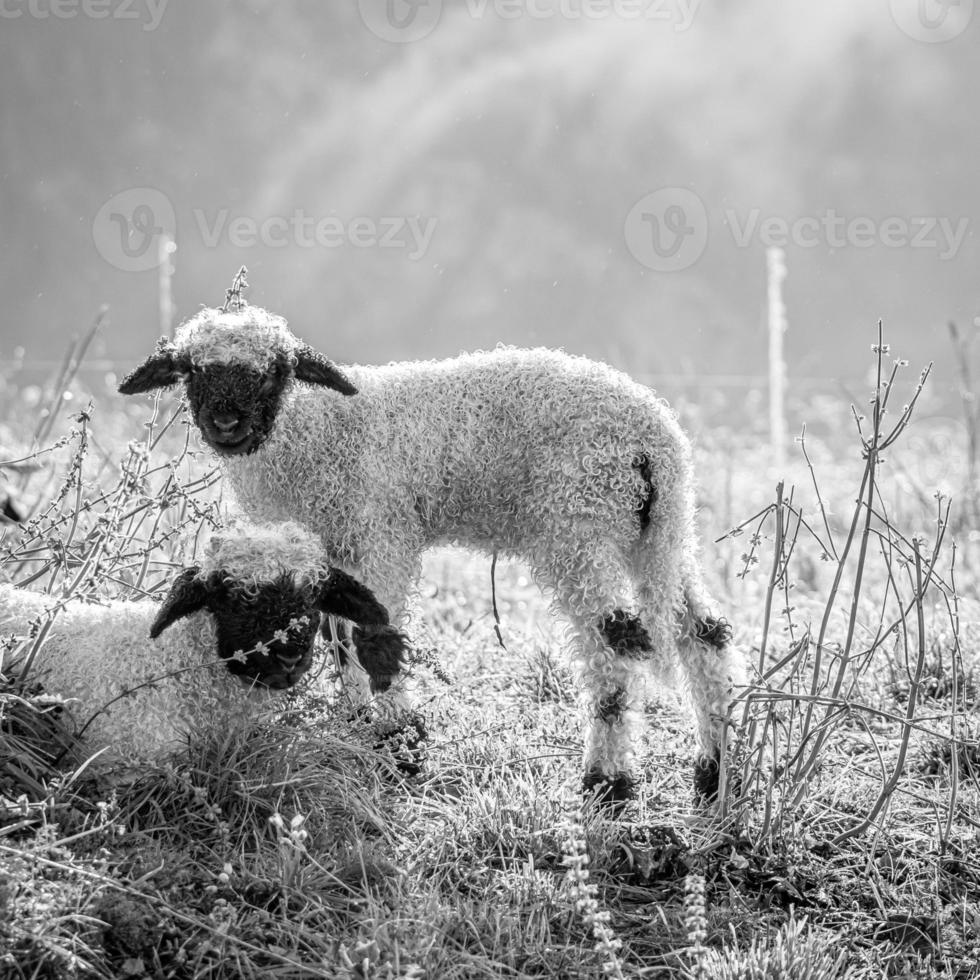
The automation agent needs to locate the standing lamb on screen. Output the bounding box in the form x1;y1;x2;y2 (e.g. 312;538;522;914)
119;306;745;808
1;520;403;766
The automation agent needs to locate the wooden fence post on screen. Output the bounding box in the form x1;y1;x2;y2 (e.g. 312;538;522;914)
767;247;788;469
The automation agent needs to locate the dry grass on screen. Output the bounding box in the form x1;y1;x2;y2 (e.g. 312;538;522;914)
1;328;979;978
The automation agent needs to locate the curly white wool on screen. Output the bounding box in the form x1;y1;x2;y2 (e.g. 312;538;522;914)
203;519;332;590
1;586;252;767
220;345;694;610
179;307;297;370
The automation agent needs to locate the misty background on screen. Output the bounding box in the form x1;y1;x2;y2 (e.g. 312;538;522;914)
0;1;976;426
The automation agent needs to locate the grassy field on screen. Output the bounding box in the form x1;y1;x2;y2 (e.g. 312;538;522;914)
1;337;979;979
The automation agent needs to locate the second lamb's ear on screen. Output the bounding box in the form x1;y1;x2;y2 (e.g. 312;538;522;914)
315;569;390;626
118;338;185;395
150;567;211;638
292;344;358;395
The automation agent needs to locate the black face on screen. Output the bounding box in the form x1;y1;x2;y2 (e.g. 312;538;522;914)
205;574;321;690
184;357;290;457
118;336;359;450
151;562;394;693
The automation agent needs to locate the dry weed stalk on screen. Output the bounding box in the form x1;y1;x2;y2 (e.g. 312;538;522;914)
723;325;970;850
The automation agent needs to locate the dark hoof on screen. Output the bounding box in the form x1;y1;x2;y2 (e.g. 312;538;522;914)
352;625;411;693
610;824;689;884
375;713;428;777
582;769;637;816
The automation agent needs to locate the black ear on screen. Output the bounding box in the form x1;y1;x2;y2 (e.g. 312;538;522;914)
118;339;185;395
292;344;357;395
1;495;23;523
150;567;211;638
316;569;390;625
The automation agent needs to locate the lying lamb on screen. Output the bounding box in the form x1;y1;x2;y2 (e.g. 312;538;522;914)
0;521;402;767
119;305;746;808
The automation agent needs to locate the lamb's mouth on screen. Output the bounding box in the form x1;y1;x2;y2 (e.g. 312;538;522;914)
207;432;260;457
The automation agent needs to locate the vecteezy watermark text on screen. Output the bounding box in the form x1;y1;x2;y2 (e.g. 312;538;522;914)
357;0;699;43
463;0;700;28
192;209;438;260
726;209;969;260
92;189;440;271
0;0;168;31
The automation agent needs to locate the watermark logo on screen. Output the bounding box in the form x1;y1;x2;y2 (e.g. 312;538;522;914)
92;188;176;272
888;0;973;42
624;188;708;272
899;415;969;496
0;0;169;31
357;0;443;42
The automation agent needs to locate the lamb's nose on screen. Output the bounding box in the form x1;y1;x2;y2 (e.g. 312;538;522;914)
277;652;304;669
213;413;239;434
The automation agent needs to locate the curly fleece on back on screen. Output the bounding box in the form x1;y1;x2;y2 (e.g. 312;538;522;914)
220;342;694;613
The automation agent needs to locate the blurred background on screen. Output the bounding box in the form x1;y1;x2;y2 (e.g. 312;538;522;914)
0;0;977;428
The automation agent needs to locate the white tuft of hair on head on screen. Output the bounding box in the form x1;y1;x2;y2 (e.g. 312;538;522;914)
177;306;297;371
200;519;331;591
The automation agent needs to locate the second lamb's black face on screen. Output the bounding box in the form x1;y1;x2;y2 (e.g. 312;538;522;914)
207;576;320;690
150;558;394;692
184;357;290;457
149;568;321;691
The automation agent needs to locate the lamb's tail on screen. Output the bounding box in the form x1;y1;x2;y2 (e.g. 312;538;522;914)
628;442;746;781
628;442;694;644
